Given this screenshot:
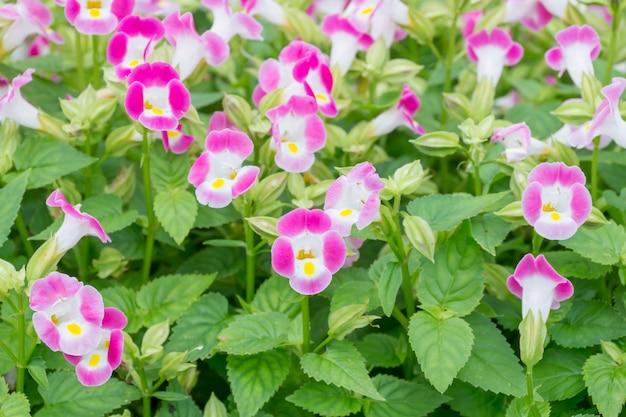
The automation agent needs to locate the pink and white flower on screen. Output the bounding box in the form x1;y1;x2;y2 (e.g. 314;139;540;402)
324;162;384;237
267;95;326;173
46;189;111;253
490;122;548;162
64;307;126;386
271;208;346;295
107;15;165;80
345;0;409;47
586;77;626;148
202;0;263;43
461;10;482;37
343;236;365;267
0;0;63;53
160;124;194;154
133;0;179;16
307;0;349;18
466;28;524;87
521;162;592;240
30;272;104;356
0;68;41;130
241;0;286;26
503;0;552;31
507;254;574;322
371;83;425;136
124;62;191;131
545;25;600;88
208;111;237;132
321;14;373;75
188;128;260;208
63;0;134;35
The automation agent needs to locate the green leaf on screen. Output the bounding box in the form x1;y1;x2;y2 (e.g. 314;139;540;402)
27;358;49;389
227;349;291;417
505;397;550;417
457;314;526;397
447;381;507;417
542;251;612;279
286;381;362;417
203;393;227;417
534;347;587;401
154;189;198;245
100;286;142;333
369;259;402;317
150;148;191;193
177;247;242;279
0;391;30;417
407;192;510;231
80;194;138;235
251;274;302;316
12;56;66;73
165;293;229;361
560;223;626;265
583;352;626;417
152;391;189;402
0;170;29;248
218;312;289;355
301;340;384;400
154;380;202;417
365;374;448;417
12;136;96;189
356;334;405;369
35;371;141;417
470;213;511;256
191;92;223;109
408;312;474;393
137;273;216;327
416;229;484;317
551;300;626;348
505;100;561;139
194;204;241;228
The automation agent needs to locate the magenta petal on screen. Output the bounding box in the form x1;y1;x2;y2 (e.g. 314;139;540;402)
188;153;210;187
521;182;543;226
324;177;348;210
139;113;178;131
258;59;282;91
32;313;61;351
108;329;124;368
102;307;128;330
569;183;592;225
544;47;563;71
30;272;82;310
322;232;346;273
356;195;381;230
303;115;326;152
290;268;332;295
78;286;105;326
63;353;81;366
124;83;144;121
506;275;523;299
76;361;113;387
271;237;295;277
304;209;333;235
205;129;254;159
505;42;524;65
106;33;128;66
277;208;308;237
231;166;260;197
167;79;191;119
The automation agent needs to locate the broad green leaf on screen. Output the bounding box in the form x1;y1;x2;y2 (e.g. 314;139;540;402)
470;213;511;256
12;55;66;73
35;371;141;417
154;380;202;417
0;391;30;417
191;92;223;108
286;381;362;417
301;340;384;400
364;374;449;417
543;251;612;279
408;312;474;393
165;293;229;361
150;147;191;193
417;229;484;317
101;286;142;333
27;358;49;389
560;223;626;265
447;381;507;417
505;397;550;417
218;312;289;355
457;314;525;397
407;192;510;231
534;347;587;401
356;334;405;369
137;273;216;327
12;137;96;189
227;349;291;417
177;247;242;279
154;188;198;245
194;204;240;229
369;259;402;317
551;300;626;348
505;100;561;139
583;353;626;417
0;170;29;247
251;274;302;316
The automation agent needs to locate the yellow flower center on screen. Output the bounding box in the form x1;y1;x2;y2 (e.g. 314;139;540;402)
212;178;225;189
542;203;556;212
89;353;101;367
288;143;299;154
315;93;328;102
168;130;180;138
550;212;561;221
360;6;375;15
339;209;353;217
297;249;314;260
87;0;101;17
67;323;82;335
152;108;164;115
51;314;59;326
129;59;140;67
303;261;315;276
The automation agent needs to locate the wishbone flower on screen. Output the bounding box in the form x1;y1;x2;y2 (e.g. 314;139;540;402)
491;122;548;162
466;28;524;87
63;0;134;35
545;25;600;88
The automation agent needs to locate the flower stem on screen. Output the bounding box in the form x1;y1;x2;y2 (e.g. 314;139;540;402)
141;127;156;285
244;200;256;303
591;136;600;203
16;291;26;393
526;366;542;417
15;212;34;258
604;2;621;85
473;163;481;196
84;130;94;199
391;306;408;329
312;335;333;354
301;296;310;354
91;35;100;89
0;339;18;364
531;231;543;257
75;33;85;90
441;0;460;125
138;364;151;417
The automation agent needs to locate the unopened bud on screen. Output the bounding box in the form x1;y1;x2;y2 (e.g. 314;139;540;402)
223;94;253;133
403;215;436;262
519;310;546;367
410;131;460;157
105;125;140;157
105;164;137;204
250;172;288;206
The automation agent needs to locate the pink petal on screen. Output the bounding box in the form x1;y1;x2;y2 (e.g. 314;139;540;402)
521;182;543;226
231;166;260;197
32;313;61;351
188;153;210;187
569;183;592;225
78;286;105;326
271;237;295;277
321;232;346;273
102;308;128;330
289;268;332;295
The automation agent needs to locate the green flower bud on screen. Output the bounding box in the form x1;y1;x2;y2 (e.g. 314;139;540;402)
259;88;285;117
403;215;436;262
284;7;324;43
380;59;423;84
366;37;389;73
105;165;137;204
105;125;140;157
178;366;200;393
38;112;70;143
549;139;578;167
393;160;426;196
204;392;228;417
519;310;547;367
328;304;378;340
551;100;594;125
0;260;25;296
223;94;253;133
443;92;471;121
410;131;460;157
141;319;170;363
245;216;279;245
494;201;526;225
249;172;288;206
580;72;603;107
0;120;18;176
93;247;127;279
159;351;195;381
25;238;63;283
406;8;435;44
469;79;495;122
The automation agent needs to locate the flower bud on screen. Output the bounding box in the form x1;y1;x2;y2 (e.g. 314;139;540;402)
494;201;526;225
366;37;390;73
551;100;594;125
141;319;170;363
105;165;137;204
223;94;253;133
25;238;63;283
443;93;471;121
178;366;200;393
159;351;195;380
204;392;228;417
519;310;547;367
105;125;140;157
406;8;435;44
410;131;460;157
93;247;127;279
38;112;70;143
0;260;25;296
580;72;602;107
393;160;426;196
403;215;436;262
381;59;423;84
470;79;495;122
0;120;18;176
245;216;279;244
249;172;288;206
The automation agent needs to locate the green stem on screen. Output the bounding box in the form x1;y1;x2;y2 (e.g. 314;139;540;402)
141;127;156;285
531;231;543;257
526;366;541;417
16;292;26;393
84;130;93;199
75;33;85;90
301;296;310;354
0;339;18;364
391;306;409;329
395;218;415;318
312;335;333;354
15;212;34;257
604;2;621;85
441;0;460;125
244;200;256;303
138;364;151;417
591;136;600;203
473;162;481;196
92;35;100;89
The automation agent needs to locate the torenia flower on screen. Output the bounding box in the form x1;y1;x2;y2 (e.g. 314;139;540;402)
586;77;626;148
133;0;179;16
30;272;104;356
371;83;425;137
321;14;373;75
521;162;592;240
241;0;286;26
271;208;346;295
46;189;111;253
64;307;126;386
466;28;524;87
324;162;384;237
461;10;482;37
125;62;191;131
507;254;574;321
0;68;41;129
64;0;134;35
545;25;600;88
0;0;63;53
160;124;194;154
208;111;237;132
188;129;260;208
491;122;548;162
503;0;552;31
202;0;263;43
267;95;326;173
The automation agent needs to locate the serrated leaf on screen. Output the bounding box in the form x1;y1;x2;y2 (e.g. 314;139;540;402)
0;391;30;417
356;334;404;369
583;353;626;417
28;358;49;389
0;170;29;248
150;147;191;193
407;192;510;231
543;251;612;279
560;223;626;265
551;300;626;348
417;229;484;317
100;286;142;333
177;247;242;279
457;314;525;396
287;381;362;417
227;349;291;417
137;274;216;327
251;274;302;316
154;380;202;417
505;397;550;417
534;347;587;401
371;261;402;317
35;371;141;417
301;340;384;400
408;312;474;393
165;293;229;361
470;213;511;256
365;374;448;417
447;381;507;417
194;204;240;229
154;188;198;245
218;312;289;355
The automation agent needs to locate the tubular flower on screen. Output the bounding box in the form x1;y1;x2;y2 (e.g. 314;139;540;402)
124;61;191;131
188;128;260;208
160;124;194;154
324;162;384;237
241;0;286;26
371;83;425;137
64;0;134;35
490;122;548;162
202;0;263;43
271;208;346;295
521;162;592;240
345;0;409;47
64;307;127;386
46;189;111;253
321;14;373;75
30;272;105;356
545;25;600;88
267;95;326;173
0;68;41;130
106;15;165;80
466;28;524;87
586;77;626;148
507;254;574;322
0;0;63;53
